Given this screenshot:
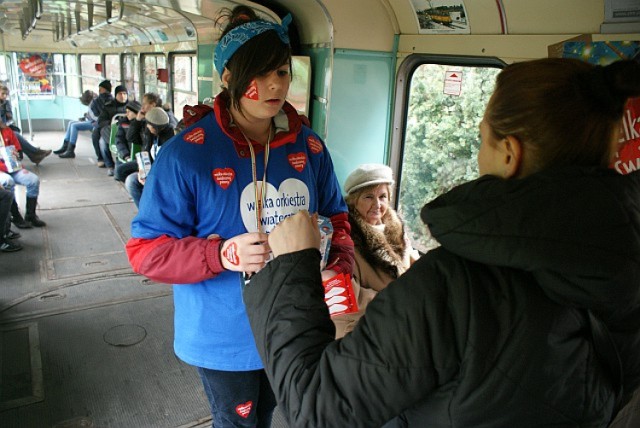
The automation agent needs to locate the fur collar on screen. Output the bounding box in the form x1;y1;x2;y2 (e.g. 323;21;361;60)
349;208;408;279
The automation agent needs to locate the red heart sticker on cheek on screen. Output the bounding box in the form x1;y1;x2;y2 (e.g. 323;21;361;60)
212;168;235;190
184;127;205;144
235;401;253;418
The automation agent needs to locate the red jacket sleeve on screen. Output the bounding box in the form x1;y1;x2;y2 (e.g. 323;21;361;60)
1;128;20;150
126;235;225;284
325;212;355;275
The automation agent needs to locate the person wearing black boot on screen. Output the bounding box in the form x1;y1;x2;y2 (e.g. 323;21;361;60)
1;84;51;165
0;185;22;252
10;198;32;229
0;124;46;228
60;81;112;160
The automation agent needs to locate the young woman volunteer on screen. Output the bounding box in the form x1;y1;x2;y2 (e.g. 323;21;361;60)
244;58;640;427
126;6;354;427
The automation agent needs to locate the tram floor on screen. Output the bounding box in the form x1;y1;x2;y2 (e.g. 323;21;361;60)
0;131;289;428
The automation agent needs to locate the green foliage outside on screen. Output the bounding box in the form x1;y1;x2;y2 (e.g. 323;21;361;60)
398;64;500;252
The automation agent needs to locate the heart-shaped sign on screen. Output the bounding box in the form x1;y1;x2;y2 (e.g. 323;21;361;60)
240;178;310;233
212;168;235;190
184;127;205;144
235;401;253;418
287;152;307;172
307;135;323;154
19;55;47;78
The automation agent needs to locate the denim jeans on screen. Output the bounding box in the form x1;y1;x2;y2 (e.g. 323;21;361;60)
124;172;143;207
99;127;115;168
0;169;40;198
196;367;276;428
64;120;94;145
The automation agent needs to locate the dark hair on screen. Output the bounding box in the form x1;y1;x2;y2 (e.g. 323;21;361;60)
486;58;640;174
216;6;292;113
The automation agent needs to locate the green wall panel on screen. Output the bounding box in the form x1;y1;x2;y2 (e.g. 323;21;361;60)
325;49;395;190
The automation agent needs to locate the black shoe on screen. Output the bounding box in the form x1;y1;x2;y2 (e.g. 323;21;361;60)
25;214;46;227
0;239;23;252
53;141;69;154
12;215;33;229
4;229;21;239
59;148;76;159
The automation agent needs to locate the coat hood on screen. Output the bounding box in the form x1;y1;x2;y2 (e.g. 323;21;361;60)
421;166;640;318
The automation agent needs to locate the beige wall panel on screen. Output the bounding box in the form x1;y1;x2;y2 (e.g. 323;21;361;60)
398;33;640;63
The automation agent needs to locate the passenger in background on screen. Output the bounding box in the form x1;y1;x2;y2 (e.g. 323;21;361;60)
0;122;45;228
124;107;174;207
54;90;97;157
126;6;354;428
114;93;161;184
162;102;179;128
97;85;128;176
0;185;22;252
58;80;113;163
332;163;419;338
113;100;141;166
0;84;51;165
243;58;640;427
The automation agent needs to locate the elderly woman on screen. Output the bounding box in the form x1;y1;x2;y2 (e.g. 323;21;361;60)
333;163;418;337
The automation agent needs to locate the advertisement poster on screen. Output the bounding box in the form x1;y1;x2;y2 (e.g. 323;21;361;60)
16;53;53;95
411;0;470;34
559;40;640;175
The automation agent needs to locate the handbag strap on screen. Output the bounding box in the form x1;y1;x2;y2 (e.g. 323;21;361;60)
587;310;623;416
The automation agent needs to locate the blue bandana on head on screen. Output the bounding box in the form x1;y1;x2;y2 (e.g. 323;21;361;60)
214;14;292;77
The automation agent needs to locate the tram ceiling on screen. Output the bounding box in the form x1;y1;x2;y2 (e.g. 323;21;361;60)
0;0;202;51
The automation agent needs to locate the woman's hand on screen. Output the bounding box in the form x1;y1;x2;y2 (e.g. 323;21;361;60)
220;232;270;274
268;210;321;258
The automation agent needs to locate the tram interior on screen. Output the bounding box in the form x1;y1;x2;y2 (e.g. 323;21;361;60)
1;0;639;427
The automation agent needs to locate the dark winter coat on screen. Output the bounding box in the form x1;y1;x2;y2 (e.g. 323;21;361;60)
244;166;640;427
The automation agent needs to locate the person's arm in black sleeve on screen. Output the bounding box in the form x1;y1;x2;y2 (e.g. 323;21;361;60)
244;245;460;428
127;119;144;148
115;122;130;160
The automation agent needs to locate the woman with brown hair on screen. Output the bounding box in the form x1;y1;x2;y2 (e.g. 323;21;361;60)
244;58;640;427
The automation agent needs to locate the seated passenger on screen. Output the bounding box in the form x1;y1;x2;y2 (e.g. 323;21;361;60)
113;100;140;164
0;185;22;252
333;163;419;337
0;123;45;227
162;102;179;128
0;84;51;165
114;93;162;184
124;107;175;207
54;90;97;156
58;80;113;163
243;58;640;427
97;85;128;176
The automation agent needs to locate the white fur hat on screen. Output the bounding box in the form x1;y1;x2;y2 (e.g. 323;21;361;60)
344;163;395;195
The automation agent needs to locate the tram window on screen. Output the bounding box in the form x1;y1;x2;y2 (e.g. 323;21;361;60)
53;54;66;96
123;54;140;96
105;54;121;88
0;54;9;82
397;63;501;252
143;54;168;104
288;56;311;116
172;54;198;120
80;54;103;93
64;54;80;97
